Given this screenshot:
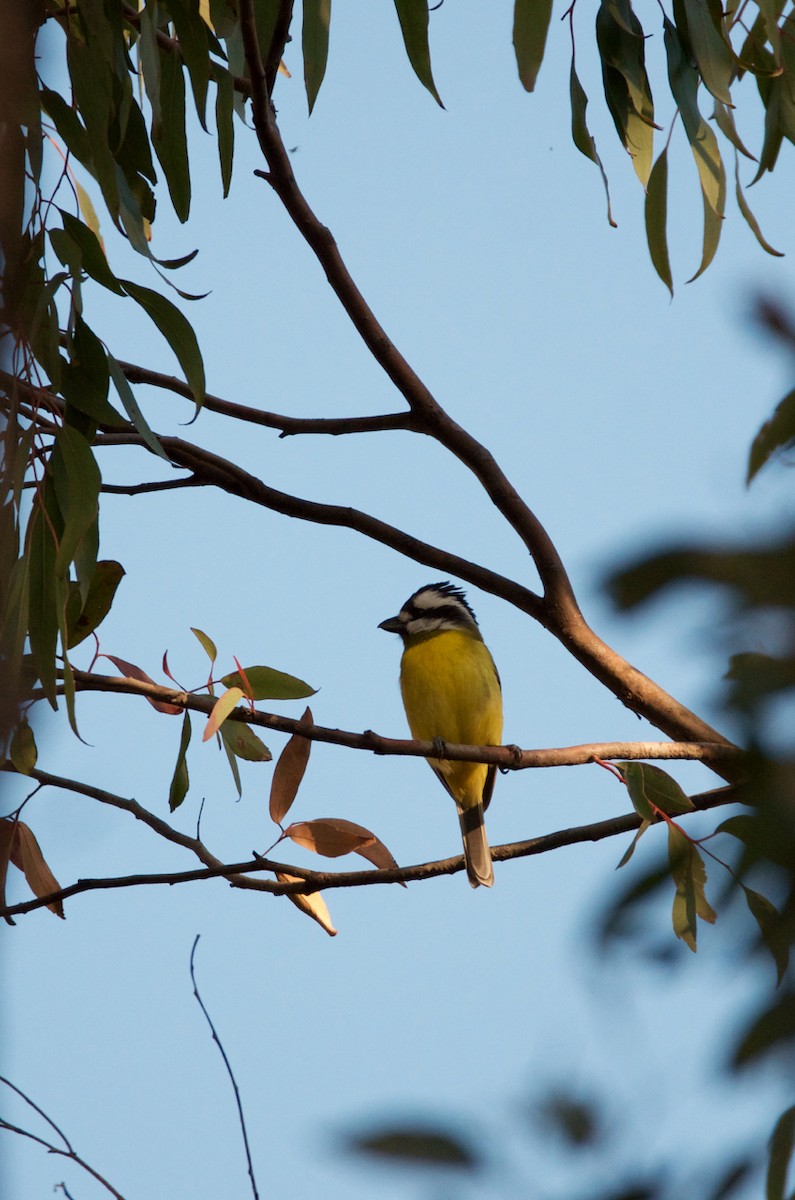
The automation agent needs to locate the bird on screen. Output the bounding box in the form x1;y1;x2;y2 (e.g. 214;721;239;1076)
378;582;503;888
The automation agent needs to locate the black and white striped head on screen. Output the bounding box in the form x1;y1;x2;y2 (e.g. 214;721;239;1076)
378;582;481;640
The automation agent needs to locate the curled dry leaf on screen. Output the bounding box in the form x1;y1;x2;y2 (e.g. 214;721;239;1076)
269;706;313;825
0;818;17;922
276;872;337;937
287;817;402;877
10;821;64;918
203;686;245;742
104;654;183;714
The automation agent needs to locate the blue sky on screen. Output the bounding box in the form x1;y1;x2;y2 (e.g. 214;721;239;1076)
4;3;795;1197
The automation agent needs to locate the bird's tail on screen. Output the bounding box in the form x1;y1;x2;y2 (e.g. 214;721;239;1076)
457;802;494;888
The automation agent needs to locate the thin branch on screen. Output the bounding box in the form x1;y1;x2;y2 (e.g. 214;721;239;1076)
115;358;415;437
0;783;746;919
189;937;261;1200
0;1077;128;1200
35;671;745;771
101;477;201;495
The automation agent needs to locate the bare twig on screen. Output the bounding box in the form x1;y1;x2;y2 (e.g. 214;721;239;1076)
101;477;201;495
189;937;261;1200
0;1076;128;1200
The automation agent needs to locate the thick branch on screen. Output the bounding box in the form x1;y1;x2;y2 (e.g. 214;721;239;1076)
53;670;743;772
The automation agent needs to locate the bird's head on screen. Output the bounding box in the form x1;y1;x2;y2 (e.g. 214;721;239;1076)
378;582;481;641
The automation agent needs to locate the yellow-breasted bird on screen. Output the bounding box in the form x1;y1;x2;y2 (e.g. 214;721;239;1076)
378;582;503;888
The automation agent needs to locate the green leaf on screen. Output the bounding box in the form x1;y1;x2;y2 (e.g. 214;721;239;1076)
513;0;553;93
303;0;331;114
40;86;93;169
348;1126;479;1169
215;66;235;197
50;425;102;578
569;59;616;227
393;0;443;107
734;159;783;258
742;886;789;986
712;101;756;161
220;665;317;700
26;492;62;709
167;0;211;130
138;2;162;126
767;1106;795;1200
616;819;651;868
663;17;726;280
66;28;120;219
107;353;169;461
10;721;37;775
151;43;191;222
169;710;192;811
58;210;125;295
596;0;656;187
120;280;205;408
682;0;735;107
220;719;271;763
747;387;795;482
191;626;218;664
734;992;795;1067
645;147;673;295
61;316;126;427
616;761;695;820
67;560;125;649
668;825;716;952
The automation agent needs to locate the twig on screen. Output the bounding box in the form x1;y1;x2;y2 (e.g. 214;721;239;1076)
101;477;201;495
189;937;261;1200
0;1076;128;1200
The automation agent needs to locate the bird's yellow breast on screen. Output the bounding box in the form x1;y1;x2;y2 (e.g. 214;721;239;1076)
399;629;502;807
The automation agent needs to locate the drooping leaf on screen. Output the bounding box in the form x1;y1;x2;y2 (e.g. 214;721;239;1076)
303;0;331;114
220;665;317;700
596;0;656;187
203;685;244;742
50;425;102;578
107;352;170;461
104;654;183;714
734;156;784;259
393;0;443;106
766;1105;795;1200
67;560;125;648
150;42;191;222
0;818;16;924
27;491;61;708
168;0;211;130
742;885;789;986
616;818;651;868
733;992;795;1066
270;707;313;825
58;210;124;295
11;822;65;918
569;59;617;227
61;317;126;427
121;279;205;407
682;0;735;107
276;871;337;936
712;101;756;161
169;710;192;811
220;719;271;762
747;387;795;482
214;65;235;196
513;0;553;93
645;147;673;295
10;720;37;775
668;824;716;951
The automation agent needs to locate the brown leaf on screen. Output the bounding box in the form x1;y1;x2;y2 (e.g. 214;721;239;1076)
276;872;337;936
269;706;313;825
105;655;183;714
0;818;17;924
11;822;65;918
286;817;376;859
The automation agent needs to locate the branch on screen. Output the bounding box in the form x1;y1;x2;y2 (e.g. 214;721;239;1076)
101;477;200;495
44;670;745;771
115;359;415;437
0;783;746;919
0;1076;128;1200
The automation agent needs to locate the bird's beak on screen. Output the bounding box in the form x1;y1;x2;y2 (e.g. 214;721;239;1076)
378;615;403;634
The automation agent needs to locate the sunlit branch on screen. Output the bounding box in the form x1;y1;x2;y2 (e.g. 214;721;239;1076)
31;671;745;771
115;358;416;436
0;783;745;919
